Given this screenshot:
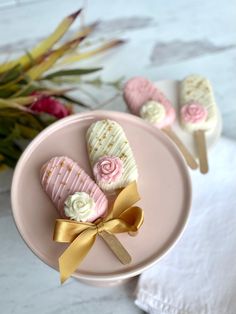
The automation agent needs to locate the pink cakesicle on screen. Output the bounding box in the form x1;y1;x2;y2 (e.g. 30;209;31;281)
40;156;108;222
123;77;175;129
123;77;198;170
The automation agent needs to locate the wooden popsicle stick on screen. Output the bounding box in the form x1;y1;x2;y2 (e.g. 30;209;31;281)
100;231;132;265
163;126;198;170
194;130;209;174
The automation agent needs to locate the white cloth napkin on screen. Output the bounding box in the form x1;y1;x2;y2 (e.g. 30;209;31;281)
135;137;236;314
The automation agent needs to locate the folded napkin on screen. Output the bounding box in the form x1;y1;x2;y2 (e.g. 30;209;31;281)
135;137;236;314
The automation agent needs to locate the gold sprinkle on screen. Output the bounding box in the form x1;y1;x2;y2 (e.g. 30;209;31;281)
196;81;203;88
120;153;127;160
67;166;72;172
60;161;65;167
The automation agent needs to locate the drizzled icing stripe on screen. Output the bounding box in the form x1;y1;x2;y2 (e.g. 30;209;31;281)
53;160;72;201
86;119;138;192
40;156;108;222
42;157;58;192
55;159;76;204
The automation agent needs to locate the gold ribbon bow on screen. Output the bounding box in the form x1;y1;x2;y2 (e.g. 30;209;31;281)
53;181;144;283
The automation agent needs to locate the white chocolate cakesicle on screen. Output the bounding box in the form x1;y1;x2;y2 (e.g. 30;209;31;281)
180;75;218;132
86;119;138;192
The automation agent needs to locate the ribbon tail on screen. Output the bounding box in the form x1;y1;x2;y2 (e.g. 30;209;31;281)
59;228;97;284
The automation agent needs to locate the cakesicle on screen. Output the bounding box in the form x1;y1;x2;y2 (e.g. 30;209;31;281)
180;75;217;132
123;77;175;129
86;119;138;192
40;156;108;222
180;75;218;173
123;77;198;170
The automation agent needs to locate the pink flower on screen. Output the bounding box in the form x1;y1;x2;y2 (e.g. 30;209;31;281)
181;102;208;124
31;93;70;119
93;156;123;183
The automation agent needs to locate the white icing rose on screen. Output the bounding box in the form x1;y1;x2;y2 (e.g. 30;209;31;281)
64;192;95;222
140;100;166;124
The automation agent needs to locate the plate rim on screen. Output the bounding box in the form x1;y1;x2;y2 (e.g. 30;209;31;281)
11;110;192;282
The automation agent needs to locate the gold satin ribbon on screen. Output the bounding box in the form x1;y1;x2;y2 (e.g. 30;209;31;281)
53;181;144;284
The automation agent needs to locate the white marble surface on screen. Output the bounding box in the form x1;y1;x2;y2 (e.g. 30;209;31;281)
0;0;235;313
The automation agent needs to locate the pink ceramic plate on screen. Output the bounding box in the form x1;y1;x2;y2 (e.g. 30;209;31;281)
11;111;191;283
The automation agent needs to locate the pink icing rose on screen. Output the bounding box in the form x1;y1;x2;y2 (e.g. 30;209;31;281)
93;156;123;183
181;102;208;124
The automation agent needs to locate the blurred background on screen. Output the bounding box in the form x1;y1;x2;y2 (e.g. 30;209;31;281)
0;0;235;313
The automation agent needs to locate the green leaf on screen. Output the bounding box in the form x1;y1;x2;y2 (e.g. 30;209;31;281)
59;94;91;108
84;77;103;87
37;112;57;126
0;119;15;135
15;123;39;139
59;39;125;66
24;50;36;68
0;140;22;160
0;64;23;85
26;35;86;80
18;114;45;130
0;108;45;130
42;67;102;80
8;95;39;106
0;155;18;168
84;76;124;90
12;82;43;97
0;9;83;73
0;88;17;98
3;124;21;142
